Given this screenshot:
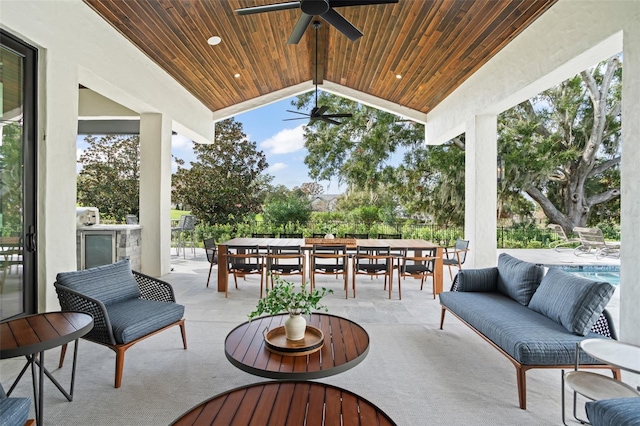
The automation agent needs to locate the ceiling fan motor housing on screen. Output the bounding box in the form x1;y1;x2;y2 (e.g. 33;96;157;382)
301;0;330;15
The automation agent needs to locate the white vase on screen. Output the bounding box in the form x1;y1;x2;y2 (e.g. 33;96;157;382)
284;314;306;341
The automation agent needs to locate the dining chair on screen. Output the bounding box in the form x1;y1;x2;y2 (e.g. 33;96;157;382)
352;245;394;299
443;239;470;280
397;248;437;300
171;214;196;258
309;245;349;298
279;233;303;238
251;233;276;238
203;237;218;288
265;245;306;288
226;245;265;298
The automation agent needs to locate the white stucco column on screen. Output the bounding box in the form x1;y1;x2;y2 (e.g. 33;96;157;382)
620;27;640;353
464;115;498;268
139;113;172;277
41;53;80;311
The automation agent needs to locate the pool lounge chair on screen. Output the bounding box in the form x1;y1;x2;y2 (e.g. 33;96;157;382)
547;224;580;251
573;227;620;259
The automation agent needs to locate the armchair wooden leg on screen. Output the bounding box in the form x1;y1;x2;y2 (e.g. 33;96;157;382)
439;307;446;329
114;348;126;388
59;343;68;368
179;320;187;350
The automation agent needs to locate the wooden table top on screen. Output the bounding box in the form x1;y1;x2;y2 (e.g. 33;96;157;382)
171;380;396;426
225;313;369;380
0;311;94;359
220;237;440;250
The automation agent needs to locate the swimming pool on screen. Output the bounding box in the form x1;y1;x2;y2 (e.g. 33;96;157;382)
548;265;620;285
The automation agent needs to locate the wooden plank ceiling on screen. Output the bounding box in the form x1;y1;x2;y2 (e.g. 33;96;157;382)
83;0;557;116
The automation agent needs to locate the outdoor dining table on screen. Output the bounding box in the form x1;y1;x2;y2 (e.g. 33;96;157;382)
216;237;444;297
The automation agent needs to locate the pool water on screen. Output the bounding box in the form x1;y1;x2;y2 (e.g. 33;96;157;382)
549;266;620;285
567;271;620;285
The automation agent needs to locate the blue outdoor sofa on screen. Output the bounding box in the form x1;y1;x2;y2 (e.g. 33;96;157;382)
439;253;619;410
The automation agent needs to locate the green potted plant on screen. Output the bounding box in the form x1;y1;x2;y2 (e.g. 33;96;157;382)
248;275;333;341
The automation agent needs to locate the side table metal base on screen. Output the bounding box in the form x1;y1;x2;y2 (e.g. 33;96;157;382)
6;339;81;426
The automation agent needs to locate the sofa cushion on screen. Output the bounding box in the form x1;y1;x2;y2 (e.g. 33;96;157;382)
496;253;544;305
439;291;608;365
457;267;498;292
528;268;615;336
106;298;185;344
586;397;640;426
56;260;140;305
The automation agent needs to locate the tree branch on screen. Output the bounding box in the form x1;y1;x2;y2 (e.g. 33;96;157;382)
587;188;621;206
521;100;552;138
588;156;621;177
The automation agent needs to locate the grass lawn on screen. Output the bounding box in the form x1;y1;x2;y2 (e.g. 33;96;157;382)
171;210;191;220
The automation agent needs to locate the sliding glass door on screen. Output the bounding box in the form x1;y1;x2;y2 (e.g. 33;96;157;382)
0;30;37;320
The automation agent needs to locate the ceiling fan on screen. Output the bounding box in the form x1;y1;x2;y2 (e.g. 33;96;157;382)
283;21;352;126
235;0;399;44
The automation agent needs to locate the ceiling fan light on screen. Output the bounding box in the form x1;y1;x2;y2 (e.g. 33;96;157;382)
207;36;222;46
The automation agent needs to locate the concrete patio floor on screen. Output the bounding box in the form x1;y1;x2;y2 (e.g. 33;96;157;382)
0;248;622;425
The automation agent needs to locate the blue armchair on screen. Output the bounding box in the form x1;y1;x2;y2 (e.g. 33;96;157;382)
54;260;186;388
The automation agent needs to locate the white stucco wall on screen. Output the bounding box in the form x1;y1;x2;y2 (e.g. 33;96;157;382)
1;0;214;310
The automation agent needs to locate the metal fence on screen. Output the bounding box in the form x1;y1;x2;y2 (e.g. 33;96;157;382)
195;220;584;249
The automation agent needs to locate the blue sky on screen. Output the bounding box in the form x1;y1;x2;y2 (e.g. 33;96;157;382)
171;94;348;194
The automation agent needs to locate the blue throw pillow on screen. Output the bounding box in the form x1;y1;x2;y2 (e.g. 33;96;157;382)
496;253;544;305
528;268;615;336
56;260;140;305
457;268;498;292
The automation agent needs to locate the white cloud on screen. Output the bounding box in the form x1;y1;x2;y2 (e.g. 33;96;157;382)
268;162;288;172
260;125;305;154
172;134;193;150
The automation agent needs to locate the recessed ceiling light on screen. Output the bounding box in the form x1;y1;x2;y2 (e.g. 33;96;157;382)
207;36;222;46
395;74;402;79
234;73;241;78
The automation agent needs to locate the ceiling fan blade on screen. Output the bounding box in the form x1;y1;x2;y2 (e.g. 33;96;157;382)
324;113;353;118
283;117;310;121
321;8;363;41
287;13;314;44
235;2;300;15
286;110;311;116
320;116;342;125
329;0;399;7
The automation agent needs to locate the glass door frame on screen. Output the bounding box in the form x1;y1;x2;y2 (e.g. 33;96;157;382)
1;30;38;318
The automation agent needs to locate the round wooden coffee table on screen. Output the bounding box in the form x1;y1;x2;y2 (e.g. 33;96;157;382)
171;380;396;426
224;313;369;379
